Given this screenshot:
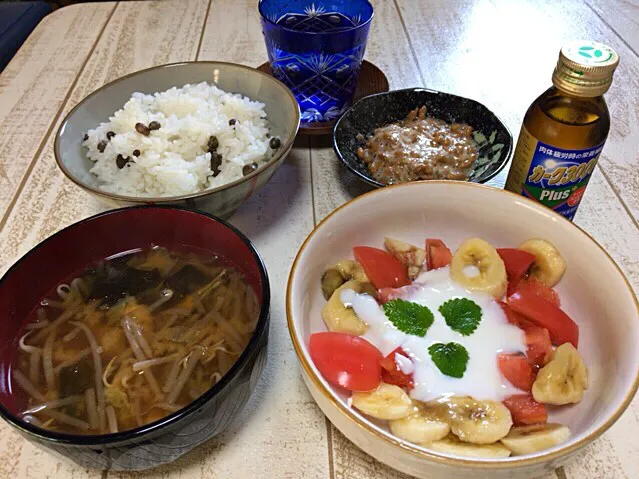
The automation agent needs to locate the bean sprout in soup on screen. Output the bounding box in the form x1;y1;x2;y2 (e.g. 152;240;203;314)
11;246;259;435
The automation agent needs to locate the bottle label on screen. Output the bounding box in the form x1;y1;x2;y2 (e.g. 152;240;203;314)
506;127;604;221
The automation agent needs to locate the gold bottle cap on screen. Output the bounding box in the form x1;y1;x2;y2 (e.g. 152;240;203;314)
552;41;619;97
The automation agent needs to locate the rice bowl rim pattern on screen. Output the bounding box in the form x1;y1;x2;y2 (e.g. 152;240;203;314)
0;205;271;446
54;61;301;204
285;180;639;469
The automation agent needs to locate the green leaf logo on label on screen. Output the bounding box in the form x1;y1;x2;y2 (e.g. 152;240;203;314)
576;44;613;63
578;46;595;58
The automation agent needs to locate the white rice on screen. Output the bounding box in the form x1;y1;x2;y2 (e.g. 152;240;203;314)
83;82;275;197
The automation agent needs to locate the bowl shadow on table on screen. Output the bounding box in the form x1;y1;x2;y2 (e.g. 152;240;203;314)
311;135;375;202
120;385;271;477
229;136;309;239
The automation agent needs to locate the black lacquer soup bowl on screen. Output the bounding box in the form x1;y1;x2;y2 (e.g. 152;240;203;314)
0;206;270;470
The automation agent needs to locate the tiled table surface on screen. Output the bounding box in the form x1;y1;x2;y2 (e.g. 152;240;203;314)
0;0;638;477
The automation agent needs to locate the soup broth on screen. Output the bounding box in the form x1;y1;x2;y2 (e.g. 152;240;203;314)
10;246;259;435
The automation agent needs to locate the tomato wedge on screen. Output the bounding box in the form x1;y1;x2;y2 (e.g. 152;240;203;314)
379;348;413;389
497;248;535;289
497;353;535;391
524;326;552;368
309;332;382;392
510;278;560;307
508;292;579;348
498;301;535;329
498;302;552;367
425;239;453;270
378;285;419;304
353;246;410;289
503;394;548;426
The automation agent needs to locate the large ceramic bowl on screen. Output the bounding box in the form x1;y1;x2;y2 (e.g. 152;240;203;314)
333;88;513;187
55;62;300;217
0;206;270;470
286;181;639;478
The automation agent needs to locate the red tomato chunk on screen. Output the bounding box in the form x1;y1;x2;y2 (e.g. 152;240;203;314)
379;348;413;389
524;326;553;368
353;246;410;289
499;301;535;329
497;248;535;289
497;353;535;391
508;292;579;348
503;394;548;426
498;302;552;368
425;239;452;270
309;332;382;392
510;278;560;307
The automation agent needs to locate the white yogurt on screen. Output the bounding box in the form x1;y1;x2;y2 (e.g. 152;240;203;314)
395;353;414;375
340;267;526;402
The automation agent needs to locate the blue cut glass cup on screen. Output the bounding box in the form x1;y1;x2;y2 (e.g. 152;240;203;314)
259;0;374;124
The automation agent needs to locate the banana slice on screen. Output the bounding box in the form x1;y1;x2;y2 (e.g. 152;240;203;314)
384;237;426;280
532;343;588;405
321;280;372;335
518;239;566;287
450;238;507;299
352;383;413;420
321;260;370;300
389;404;450;444
500;423;571;455
428;434;511;458
441;396;513;444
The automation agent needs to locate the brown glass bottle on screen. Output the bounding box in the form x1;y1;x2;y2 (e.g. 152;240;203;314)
505;41;619;221
524;86;609;149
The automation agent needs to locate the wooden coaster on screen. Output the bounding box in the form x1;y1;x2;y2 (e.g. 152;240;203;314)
257;60;390;136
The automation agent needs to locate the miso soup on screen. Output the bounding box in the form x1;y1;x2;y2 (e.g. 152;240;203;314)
10;246;259;435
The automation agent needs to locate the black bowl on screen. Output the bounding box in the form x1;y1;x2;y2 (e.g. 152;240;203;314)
0;206;270;470
333;88;513;187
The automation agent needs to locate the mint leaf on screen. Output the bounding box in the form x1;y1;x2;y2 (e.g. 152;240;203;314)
438;298;482;336
383;299;434;337
428;342;469;378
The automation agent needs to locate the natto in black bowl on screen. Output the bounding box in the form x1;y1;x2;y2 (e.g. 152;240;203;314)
333;88;513;187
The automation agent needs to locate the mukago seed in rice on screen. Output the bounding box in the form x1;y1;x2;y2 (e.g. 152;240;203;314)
82;82;275;197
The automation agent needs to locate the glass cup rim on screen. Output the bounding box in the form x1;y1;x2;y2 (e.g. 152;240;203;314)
258;0;374;36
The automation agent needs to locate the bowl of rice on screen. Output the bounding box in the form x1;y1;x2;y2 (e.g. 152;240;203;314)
54;62;300;216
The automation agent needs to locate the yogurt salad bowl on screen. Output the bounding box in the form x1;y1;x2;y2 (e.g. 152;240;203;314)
286;181;639;479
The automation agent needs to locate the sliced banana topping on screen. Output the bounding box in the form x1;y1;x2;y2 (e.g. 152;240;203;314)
389;404;450;444
352;383;413;420
428;434;511;458
440;396;513;444
384;237;426;280
321;260;370;300
518;239;566;287
321;280;373;335
532;343;588;405
450;238;507;299
500;423;571;455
